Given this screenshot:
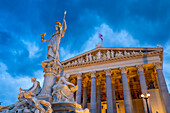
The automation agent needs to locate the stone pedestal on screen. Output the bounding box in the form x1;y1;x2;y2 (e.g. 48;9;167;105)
52;103;76;113
38;61;60;101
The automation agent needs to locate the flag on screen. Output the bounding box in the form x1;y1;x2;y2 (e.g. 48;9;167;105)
99;33;103;41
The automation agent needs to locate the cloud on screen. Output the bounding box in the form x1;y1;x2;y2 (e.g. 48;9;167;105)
60;23;140;59
0;62;44;106
60;47;79;61
82;23;140;52
22;40;42;59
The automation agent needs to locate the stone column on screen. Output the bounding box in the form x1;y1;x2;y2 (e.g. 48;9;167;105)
105;69;114;113
76;73;82;105
90;71;96;113
83;76;89;109
38;62;58;101
136;64;148;113
96;74;102;113
155;62;170;113
120;67;133;113
111;78;117;113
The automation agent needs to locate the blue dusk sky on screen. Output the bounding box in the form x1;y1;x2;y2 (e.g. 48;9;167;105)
0;0;170;105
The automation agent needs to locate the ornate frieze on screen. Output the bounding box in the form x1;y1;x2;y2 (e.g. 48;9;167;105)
62;48;162;68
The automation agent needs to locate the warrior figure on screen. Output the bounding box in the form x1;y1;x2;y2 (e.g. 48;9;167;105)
41;18;67;63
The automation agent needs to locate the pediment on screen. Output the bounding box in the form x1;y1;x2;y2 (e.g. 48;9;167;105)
61;47;163;68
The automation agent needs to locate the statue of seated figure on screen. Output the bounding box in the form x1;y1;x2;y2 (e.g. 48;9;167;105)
19;77;41;96
52;73;78;103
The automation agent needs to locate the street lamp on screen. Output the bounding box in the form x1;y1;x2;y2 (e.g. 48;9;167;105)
141;93;150;113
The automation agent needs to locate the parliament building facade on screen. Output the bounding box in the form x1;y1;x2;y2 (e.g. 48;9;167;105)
61;47;170;113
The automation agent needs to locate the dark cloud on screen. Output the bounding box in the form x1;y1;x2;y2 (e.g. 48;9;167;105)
0;0;169;77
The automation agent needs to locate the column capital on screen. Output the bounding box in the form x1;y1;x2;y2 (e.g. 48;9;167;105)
136;64;144;72
77;73;82;79
104;69;111;76
154;62;162;70
90;71;96;78
119;67;127;74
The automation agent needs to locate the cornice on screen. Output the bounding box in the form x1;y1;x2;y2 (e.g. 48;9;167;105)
61;47;163;64
63;51;161;69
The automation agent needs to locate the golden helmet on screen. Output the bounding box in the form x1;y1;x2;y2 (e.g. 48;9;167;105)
56;21;62;28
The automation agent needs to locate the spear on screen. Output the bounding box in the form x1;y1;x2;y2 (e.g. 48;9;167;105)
62;11;67;29
64;11;66;19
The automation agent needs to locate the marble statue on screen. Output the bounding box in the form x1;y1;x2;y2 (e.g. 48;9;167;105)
111;50;114;58
86;55;89;62
124;51;131;57
19;77;41;97
24;92;53;113
93;55;96;61
97;51;102;60
41;18;67;64
107;50;111;59
0;78;48;113
89;54;93;62
75;60;78;64
78;58;81;64
0;93;28;113
115;51;123;58
103;53;107;60
52;73;78;103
